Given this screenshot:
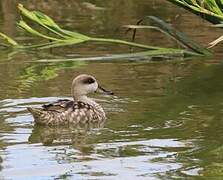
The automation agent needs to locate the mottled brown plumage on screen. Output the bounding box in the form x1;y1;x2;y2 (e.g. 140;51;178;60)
27;74;113;126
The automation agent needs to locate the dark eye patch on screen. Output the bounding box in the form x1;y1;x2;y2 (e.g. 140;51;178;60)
83;77;95;84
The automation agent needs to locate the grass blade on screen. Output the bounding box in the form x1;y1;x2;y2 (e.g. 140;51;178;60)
18;4;89;40
0;32;19;47
36;50;193;62
167;0;223;24
126;16;211;56
208;34;223;48
18;20;63;41
147;16;212;56
0;3;211;59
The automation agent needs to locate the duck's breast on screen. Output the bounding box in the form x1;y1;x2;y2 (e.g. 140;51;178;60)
67;102;106;124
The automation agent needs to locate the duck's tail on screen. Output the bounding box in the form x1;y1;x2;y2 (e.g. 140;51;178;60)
27;107;48;123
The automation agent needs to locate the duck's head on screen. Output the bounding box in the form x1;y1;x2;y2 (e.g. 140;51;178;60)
71;74;113;100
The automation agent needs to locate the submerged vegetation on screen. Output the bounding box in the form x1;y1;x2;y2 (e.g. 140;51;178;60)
0;4;211;60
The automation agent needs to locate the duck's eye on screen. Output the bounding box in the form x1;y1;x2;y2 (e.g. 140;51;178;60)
83;77;95;84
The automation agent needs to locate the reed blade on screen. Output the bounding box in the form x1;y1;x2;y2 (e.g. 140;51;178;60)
125;16;212;56
0;32;19;47
0;3;212;59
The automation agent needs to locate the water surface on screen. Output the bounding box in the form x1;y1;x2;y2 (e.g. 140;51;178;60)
0;0;223;179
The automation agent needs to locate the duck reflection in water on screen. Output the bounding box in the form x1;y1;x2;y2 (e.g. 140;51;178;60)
28;121;105;151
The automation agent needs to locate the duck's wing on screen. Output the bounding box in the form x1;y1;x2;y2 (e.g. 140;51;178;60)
42;99;74;112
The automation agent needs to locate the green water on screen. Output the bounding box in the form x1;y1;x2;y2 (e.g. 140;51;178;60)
0;0;223;179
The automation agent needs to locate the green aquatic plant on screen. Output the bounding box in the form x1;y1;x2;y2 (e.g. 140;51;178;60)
167;0;223;47
125;16;211;56
0;4;212;59
167;0;223;24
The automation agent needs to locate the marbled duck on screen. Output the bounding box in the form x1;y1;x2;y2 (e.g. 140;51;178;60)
27;74;113;126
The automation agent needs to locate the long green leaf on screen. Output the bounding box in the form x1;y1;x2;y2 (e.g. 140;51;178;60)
18;4;89;40
148;16;212;56
18;20;63;41
126;16;211;56
36;49;199;62
167;0;223;24
166;0;223;49
0;32;18;46
0;3;211;59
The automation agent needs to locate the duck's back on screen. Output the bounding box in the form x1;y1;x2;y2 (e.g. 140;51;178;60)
27;99;106;126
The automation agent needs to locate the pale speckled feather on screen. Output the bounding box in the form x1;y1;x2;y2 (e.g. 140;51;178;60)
27;99;106;126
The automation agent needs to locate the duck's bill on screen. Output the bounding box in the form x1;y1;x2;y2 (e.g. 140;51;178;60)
97;85;114;95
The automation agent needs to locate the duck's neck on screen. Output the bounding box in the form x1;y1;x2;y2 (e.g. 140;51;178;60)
74;95;98;107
